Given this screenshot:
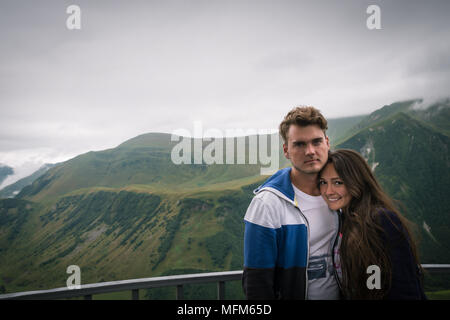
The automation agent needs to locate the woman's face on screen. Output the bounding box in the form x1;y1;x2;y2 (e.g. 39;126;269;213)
319;163;352;211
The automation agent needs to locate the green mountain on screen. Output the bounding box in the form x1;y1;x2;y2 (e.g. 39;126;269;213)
327;114;368;145
346;98;450;140
0;100;449;298
409;98;450;135
352;99;419;132
16;134;274;202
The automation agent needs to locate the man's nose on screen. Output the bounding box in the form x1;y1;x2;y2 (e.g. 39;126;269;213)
305;143;315;155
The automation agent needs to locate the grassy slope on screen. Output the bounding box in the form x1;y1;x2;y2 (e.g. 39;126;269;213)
0;175;264;297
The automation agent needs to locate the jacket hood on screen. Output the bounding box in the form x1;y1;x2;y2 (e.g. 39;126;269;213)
254;167;295;202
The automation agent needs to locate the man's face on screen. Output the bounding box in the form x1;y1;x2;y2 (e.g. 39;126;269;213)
283;124;330;175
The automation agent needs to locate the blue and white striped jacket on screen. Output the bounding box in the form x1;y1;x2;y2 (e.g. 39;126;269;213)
242;167;313;299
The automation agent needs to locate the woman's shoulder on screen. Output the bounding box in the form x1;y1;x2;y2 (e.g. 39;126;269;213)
376;208;409;243
377;208;401;225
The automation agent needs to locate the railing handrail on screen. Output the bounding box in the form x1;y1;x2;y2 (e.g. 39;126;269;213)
421;264;450;272
0;270;243;300
1;264;450;300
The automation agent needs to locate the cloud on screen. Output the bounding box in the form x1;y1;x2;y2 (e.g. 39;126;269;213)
404;43;450;85
0;0;449;174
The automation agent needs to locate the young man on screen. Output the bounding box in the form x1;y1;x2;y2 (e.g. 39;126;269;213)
242;106;341;300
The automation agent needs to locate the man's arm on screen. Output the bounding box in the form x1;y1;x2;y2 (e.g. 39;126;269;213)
242;197;279;300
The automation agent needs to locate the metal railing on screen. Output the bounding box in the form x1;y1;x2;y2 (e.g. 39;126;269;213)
0;270;243;300
1;264;449;300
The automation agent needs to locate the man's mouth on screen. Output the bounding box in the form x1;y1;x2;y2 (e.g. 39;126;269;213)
304;159;318;164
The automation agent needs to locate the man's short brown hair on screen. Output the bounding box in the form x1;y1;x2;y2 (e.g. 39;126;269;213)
279;106;328;143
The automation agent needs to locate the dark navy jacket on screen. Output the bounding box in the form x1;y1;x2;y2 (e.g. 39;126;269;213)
378;210;427;300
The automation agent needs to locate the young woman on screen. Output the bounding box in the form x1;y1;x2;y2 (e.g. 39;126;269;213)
318;149;426;299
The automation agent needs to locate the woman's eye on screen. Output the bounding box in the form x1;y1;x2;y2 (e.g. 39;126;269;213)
319;180;326;185
334;181;344;185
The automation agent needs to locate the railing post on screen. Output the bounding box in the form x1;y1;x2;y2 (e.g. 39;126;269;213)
176;285;184;300
132;289;139;300
217;281;225;300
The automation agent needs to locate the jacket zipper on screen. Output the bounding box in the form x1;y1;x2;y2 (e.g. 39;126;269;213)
331;209;344;295
294;196;310;300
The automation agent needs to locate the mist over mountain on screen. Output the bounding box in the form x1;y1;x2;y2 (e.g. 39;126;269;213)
351;98;450;135
0;165;13;186
0;164;55;199
0;98;449;298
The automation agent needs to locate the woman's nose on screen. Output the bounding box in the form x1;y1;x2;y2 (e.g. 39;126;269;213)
326;184;335;195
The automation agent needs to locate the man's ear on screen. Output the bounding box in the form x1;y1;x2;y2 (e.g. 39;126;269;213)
283;143;289;159
325;135;330;150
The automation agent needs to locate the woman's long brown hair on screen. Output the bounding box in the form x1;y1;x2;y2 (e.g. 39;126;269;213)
322;149;422;299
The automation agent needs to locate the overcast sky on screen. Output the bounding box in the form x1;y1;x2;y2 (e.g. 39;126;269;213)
0;0;449;187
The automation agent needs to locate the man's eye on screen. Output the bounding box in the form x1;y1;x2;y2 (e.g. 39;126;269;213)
294;142;305;147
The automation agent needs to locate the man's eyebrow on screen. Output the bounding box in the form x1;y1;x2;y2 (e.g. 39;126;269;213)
293;137;323;144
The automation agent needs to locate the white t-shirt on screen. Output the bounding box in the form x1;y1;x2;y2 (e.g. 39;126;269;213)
292;183;340;300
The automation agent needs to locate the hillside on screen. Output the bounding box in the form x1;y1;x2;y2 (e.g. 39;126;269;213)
327;114;367;145
346;98;450;140
410;98;450;135
0;182;263;298
16;136;264;202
